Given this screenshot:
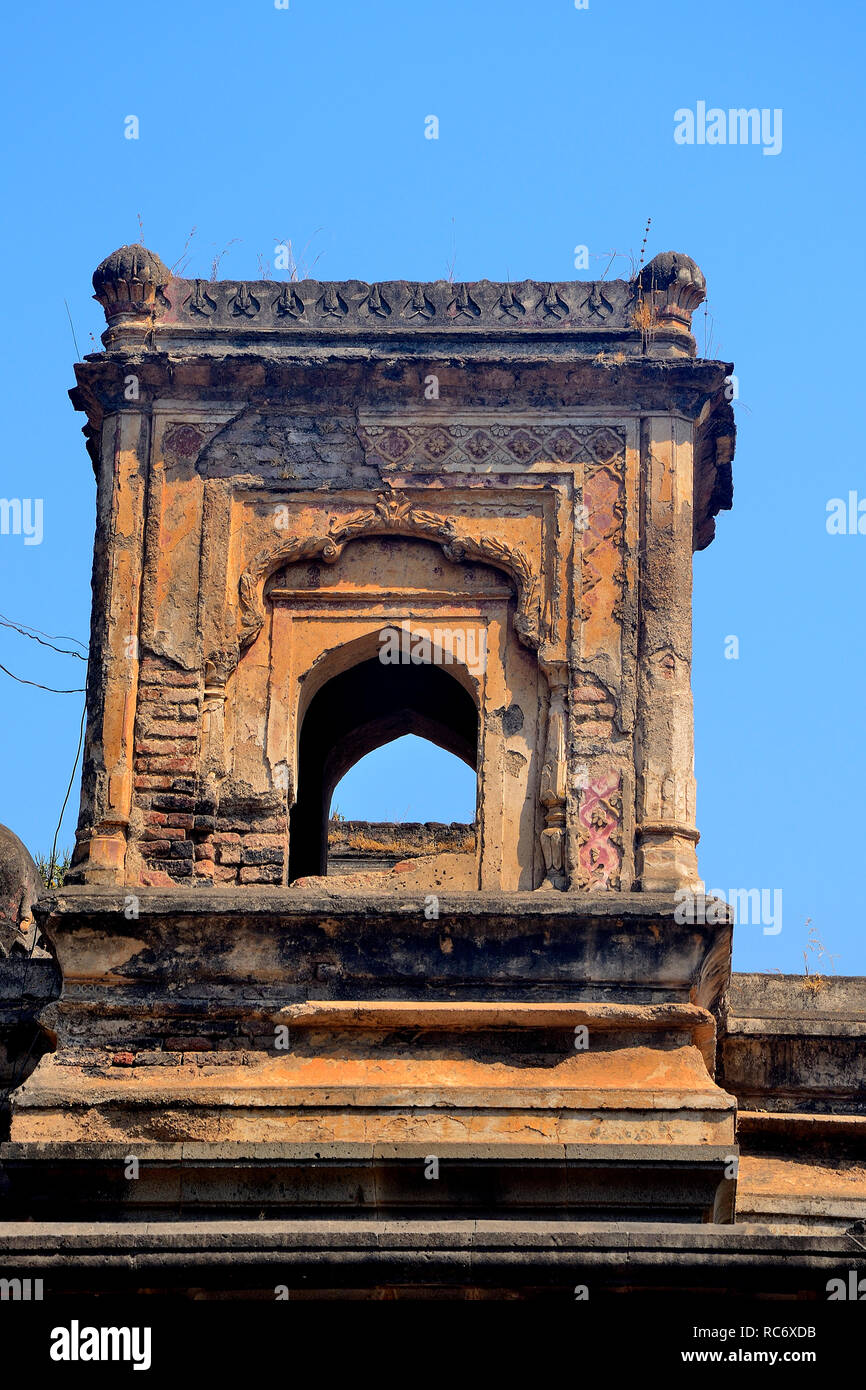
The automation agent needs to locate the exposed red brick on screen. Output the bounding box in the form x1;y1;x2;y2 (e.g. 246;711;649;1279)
134;774;173;790
136;755;196;773
239;865;282;884
135;737;197;756
138;685;200;705
137;720;198;740
138;867;174;887
238;833;285;850
138;662;200;687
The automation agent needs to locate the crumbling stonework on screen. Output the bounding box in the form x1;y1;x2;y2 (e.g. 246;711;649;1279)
0;246;863;1299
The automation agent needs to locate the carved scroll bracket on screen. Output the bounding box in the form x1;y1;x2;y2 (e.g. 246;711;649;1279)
233;492;542;666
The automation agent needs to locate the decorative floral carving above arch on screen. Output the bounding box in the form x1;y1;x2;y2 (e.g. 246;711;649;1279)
234;492;541;662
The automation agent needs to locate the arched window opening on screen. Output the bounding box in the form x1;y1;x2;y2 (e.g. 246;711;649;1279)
288;656;478;882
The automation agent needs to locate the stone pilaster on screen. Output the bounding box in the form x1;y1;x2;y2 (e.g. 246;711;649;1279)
636;415;701;891
72;410;149;883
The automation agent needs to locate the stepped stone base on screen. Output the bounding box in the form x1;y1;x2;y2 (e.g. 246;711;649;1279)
4;886;865;1295
3;887;737;1230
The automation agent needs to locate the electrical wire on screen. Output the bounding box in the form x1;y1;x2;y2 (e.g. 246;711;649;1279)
48;701;87;885
0;661;85;693
0;614;86;659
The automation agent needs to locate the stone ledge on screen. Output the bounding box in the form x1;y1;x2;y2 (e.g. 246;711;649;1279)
0;1140;735;1162
737;1112;866;1141
1;1218;857;1254
0;1142;737;1225
730;973;866;1020
278;999;717;1073
38;885;734;921
32;889;734;1010
728;1017;866;1038
0;1220;861;1297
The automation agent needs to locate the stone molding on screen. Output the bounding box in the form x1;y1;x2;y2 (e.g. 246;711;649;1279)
91;248;706;345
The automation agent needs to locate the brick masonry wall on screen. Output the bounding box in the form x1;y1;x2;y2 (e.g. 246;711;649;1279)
131;654;287;886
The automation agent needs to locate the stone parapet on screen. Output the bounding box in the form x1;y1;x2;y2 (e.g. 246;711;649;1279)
91;248;709;361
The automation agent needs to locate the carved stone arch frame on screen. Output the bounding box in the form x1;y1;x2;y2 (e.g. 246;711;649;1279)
235;492;543;660
205;491;570;888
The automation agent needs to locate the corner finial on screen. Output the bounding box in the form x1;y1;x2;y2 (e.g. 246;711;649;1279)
92;244;170;325
635;251;706;328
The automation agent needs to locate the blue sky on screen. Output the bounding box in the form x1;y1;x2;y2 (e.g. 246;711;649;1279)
1;0;863;972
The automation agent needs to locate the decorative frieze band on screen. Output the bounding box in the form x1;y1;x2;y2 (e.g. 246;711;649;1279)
167;276;640;333
359;421;625;473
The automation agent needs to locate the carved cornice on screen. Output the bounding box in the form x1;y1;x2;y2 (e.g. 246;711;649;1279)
235;492;540;661
89;252;706;343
